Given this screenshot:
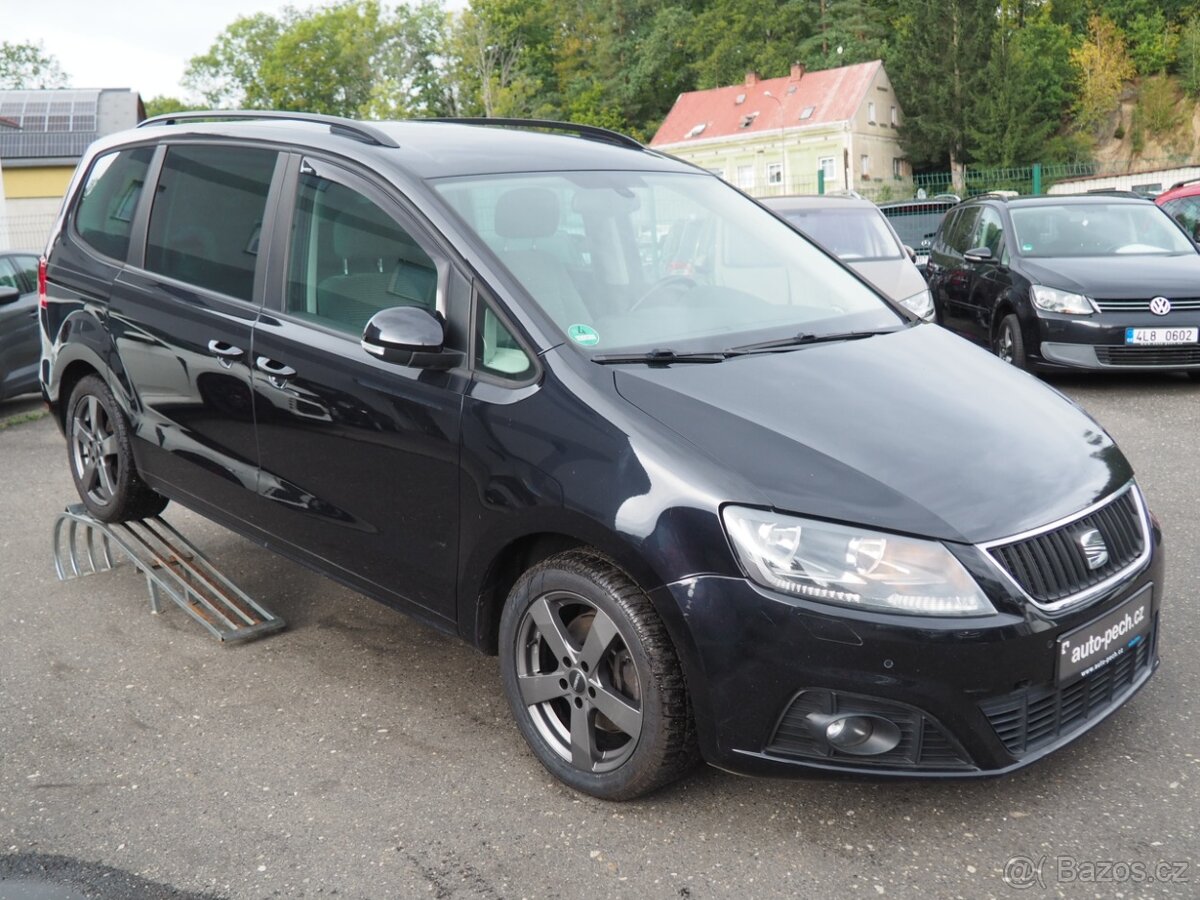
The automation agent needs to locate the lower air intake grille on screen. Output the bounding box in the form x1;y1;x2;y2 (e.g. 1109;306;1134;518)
766;689;973;769
1095;345;1200;366
981;636;1152;757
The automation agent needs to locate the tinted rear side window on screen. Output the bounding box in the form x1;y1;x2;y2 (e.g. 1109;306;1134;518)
75;146;154;261
145;145;277;302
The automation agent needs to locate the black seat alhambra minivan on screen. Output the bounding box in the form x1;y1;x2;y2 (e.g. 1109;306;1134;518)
40;113;1162;799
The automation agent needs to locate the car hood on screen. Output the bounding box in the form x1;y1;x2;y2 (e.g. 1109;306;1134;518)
1020;253;1200;298
847;258;929;304
613;325;1131;544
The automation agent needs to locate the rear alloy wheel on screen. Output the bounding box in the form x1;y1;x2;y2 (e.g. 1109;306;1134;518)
66;375;168;523
994;313;1028;370
499;550;697;800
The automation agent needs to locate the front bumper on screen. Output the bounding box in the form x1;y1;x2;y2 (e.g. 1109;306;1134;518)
1031;311;1200;371
654;528;1162;778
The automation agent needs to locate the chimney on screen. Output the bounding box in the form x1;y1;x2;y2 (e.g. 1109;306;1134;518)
745;71;758;87
790;63;805;82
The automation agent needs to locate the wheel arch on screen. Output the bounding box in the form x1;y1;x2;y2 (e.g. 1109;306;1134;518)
465;523;668;656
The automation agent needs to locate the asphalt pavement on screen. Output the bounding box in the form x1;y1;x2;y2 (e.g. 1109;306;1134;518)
1;374;1197;900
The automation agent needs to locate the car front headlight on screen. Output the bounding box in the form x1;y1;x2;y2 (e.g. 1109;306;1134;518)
899;288;934;321
1031;284;1095;315
722;506;994;616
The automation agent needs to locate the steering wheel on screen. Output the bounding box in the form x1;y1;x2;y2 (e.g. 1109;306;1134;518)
630;275;697;312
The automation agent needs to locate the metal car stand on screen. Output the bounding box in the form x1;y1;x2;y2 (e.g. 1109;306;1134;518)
52;504;285;642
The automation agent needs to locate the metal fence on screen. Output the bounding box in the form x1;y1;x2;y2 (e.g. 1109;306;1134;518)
0;211;55;253
849;157;1200;203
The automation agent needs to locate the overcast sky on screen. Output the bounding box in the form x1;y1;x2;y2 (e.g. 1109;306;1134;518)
9;0;461;100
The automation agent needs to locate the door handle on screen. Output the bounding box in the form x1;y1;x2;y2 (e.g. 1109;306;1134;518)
256;355;297;387
207;339;244;368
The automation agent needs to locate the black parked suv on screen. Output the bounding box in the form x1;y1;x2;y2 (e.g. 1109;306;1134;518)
927;193;1200;376
877;197;958;272
41;113;1162;799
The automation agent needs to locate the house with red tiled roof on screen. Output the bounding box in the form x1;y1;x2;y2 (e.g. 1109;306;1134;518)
651;61;909;199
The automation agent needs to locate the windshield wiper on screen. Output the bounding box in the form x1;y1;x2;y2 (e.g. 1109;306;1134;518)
729;328;901;355
592;348;728;365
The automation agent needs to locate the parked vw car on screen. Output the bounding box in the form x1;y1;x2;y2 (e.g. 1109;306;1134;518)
762;195;932;319
927;193;1200;376
0;250;42;402
41;114;1162;799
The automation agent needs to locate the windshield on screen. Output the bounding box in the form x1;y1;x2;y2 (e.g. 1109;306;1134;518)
432;171;901;354
1010;202;1196;258
776;206;904;260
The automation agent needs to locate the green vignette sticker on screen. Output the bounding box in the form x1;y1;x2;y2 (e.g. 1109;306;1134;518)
568;323;600;346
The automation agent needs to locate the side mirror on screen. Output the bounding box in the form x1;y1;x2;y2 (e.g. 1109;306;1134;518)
964;246;993;263
361;306;458;369
0;286;20;305
903;244;917;262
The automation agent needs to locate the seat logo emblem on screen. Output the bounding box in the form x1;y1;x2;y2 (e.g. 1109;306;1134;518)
1078;529;1109;570
1149;296;1172;315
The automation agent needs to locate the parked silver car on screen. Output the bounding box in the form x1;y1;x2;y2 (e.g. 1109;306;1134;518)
764;195;933;319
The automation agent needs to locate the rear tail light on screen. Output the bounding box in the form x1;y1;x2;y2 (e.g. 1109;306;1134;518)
38;257;47;309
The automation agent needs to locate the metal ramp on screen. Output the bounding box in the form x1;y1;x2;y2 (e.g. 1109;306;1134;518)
52;504;285;643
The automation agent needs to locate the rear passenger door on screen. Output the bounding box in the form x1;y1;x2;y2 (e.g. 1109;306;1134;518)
250;156;468;621
109;143;283;525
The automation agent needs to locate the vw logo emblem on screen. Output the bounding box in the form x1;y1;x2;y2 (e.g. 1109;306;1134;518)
1149;296;1172;316
1078;528;1109;570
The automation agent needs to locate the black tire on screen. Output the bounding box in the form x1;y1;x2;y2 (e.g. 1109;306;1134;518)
66;375;168;523
499;549;698;800
994;313;1028;370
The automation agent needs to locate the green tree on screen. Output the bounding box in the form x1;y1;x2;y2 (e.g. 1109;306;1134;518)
1179;15;1200;97
365;1;455;117
1071;14;1135;134
890;0;996;186
1127;10;1178;75
182;12;285;108
259;1;383;116
797;0;890;71
0;40;68;89
685;0;815;90
969;8;1079;166
143;96;207;118
447;0;556;117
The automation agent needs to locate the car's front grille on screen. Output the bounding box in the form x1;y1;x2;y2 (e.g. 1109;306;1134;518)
1093;297;1200;312
766;690;973;769
980;635;1152;757
1095;345;1200;366
986;488;1146;605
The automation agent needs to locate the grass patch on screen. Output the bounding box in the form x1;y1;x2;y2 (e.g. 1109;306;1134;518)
0;409;49;430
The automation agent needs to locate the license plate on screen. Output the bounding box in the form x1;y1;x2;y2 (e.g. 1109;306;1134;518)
1057;587;1153;685
1124;327;1198;345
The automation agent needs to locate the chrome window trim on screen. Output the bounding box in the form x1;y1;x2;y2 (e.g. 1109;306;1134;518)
977;481;1152;614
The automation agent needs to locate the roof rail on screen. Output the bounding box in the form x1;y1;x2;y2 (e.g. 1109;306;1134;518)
1169;175;1200;190
137;110;400;149
419;117;643;151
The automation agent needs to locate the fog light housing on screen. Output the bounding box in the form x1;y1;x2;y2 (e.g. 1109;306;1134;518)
807;712;902;756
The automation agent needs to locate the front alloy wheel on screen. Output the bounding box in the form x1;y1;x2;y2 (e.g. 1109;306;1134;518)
66;375;168;523
994;313;1028;370
499;550;696;800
